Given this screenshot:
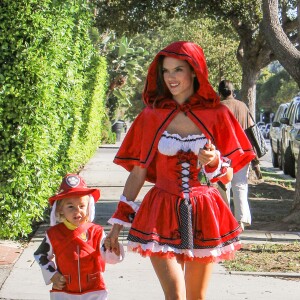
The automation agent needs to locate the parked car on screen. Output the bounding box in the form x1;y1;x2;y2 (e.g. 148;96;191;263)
294;133;300;176
280;94;300;177
269;103;290;168
259;125;266;134
257;122;265;129
263;123;271;139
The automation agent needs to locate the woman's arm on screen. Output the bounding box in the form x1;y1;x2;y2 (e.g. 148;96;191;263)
123;165;147;200
105;165;147;251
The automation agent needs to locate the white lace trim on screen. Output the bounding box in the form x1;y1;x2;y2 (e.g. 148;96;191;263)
158;131;206;155
108;217;132;228
158;131;225;181
120;195;140;212
127;241;241;259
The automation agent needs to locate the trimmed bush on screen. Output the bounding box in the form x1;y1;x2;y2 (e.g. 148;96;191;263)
0;0;108;238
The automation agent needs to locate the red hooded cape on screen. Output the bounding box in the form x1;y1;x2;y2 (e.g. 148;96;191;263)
114;41;255;183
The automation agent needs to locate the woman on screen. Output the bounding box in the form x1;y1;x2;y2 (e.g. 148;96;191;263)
105;41;255;300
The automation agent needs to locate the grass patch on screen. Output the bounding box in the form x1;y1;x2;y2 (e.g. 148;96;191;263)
223;242;300;273
260;168;295;189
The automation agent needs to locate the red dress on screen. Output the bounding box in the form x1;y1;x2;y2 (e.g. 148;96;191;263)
109;41;256;263
125;132;242;262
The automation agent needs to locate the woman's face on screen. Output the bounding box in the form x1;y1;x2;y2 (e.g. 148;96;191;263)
59;196;89;227
162;57;195;104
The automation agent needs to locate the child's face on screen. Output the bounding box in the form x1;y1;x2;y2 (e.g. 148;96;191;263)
59;196;89;227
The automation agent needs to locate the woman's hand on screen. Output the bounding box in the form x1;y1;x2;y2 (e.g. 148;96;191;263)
104;224;123;253
51;272;66;290
219;167;233;184
197;139;218;168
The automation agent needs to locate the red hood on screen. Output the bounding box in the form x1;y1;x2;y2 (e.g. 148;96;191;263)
142;41;220;109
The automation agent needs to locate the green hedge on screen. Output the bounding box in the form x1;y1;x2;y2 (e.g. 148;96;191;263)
0;0;108;238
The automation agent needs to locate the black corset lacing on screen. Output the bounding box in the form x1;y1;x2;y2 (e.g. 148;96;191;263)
176;150;197;249
176;150;198;194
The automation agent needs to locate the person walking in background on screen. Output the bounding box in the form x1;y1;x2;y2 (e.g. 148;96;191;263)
104;41;255;300
34;173;124;300
218;79;260;231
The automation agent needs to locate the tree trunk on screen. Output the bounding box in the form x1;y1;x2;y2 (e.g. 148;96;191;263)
298;1;300;46
232;20;274;118
240;65;259;118
262;0;300;224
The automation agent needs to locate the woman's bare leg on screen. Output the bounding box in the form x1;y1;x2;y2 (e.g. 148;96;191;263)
185;261;213;300
150;255;186;300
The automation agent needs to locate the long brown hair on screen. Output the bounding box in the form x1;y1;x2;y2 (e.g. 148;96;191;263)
153;55;200;108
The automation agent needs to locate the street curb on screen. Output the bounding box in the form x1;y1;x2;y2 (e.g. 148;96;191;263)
227;270;300;279
99;145;120;149
240;230;300;243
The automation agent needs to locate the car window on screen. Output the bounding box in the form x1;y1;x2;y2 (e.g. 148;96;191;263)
296;104;300;123
286;104;294;120
274;110;280;121
274;104;289;122
291;102;298;123
283;105;289;117
274;107;283;121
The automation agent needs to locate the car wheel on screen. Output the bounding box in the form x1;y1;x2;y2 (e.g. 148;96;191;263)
271;145;279;168
283;145;296;177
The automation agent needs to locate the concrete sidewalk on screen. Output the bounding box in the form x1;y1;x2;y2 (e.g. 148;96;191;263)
1;145;300;300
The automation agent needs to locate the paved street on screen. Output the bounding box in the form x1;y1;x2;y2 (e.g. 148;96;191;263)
1;141;300;299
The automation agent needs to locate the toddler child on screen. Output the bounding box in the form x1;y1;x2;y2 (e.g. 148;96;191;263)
34;173;124;300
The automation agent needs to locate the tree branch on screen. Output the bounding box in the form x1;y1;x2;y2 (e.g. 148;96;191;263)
262;0;300;83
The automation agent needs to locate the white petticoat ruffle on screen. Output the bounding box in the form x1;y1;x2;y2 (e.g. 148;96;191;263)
127;240;241;262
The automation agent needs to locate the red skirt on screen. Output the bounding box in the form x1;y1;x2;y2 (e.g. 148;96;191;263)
127;185;242;263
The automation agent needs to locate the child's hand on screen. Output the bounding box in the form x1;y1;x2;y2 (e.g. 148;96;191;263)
112;242;121;256
104;237;121;256
51;272;66;290
104;224;122;252
104;237;112;252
